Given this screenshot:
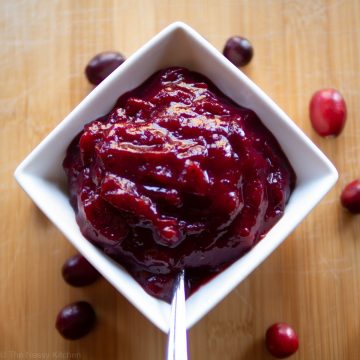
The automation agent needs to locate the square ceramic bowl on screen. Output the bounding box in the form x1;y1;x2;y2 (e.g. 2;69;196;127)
14;22;338;333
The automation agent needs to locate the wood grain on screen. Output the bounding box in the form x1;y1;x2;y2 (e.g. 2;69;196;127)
1;0;360;359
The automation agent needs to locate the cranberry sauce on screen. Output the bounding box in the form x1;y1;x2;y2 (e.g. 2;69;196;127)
63;67;296;302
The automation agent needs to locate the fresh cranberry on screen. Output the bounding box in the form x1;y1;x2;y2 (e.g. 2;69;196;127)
341;179;360;214
223;36;253;67
85;51;125;85
62;254;101;287
309;88;346;136
266;323;299;358
55;301;96;340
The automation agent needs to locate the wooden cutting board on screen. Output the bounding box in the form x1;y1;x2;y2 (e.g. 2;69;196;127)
1;1;359;359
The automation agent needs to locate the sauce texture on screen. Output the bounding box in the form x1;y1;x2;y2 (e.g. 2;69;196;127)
63;67;296;302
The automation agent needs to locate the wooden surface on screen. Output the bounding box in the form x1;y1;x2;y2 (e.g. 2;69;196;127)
1;0;360;359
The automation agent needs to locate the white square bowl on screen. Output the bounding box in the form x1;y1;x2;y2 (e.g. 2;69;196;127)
14;22;338;333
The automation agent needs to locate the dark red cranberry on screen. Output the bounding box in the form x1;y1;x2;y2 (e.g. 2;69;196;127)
266;323;299;358
223;36;253;67
341;179;360;214
62;254;101;287
55;301;96;340
85;51;125;85
309;88;347;136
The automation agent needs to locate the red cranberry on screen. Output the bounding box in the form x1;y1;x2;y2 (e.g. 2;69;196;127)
55;301;96;340
341;179;360;214
223;36;253;67
62;254;101;287
85;51;125;85
266;323;299;358
309;88;347;136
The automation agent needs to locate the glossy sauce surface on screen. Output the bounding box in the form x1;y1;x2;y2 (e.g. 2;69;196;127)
63;67;296;302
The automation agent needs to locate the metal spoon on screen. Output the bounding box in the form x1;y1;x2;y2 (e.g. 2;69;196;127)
166;269;188;360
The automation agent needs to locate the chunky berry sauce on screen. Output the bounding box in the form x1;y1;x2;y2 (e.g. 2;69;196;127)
63;67;296;302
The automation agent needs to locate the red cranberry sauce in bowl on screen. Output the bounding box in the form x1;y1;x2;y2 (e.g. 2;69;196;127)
63;67;296;302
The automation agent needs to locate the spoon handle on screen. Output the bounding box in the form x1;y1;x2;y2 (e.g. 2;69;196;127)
167;269;188;360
